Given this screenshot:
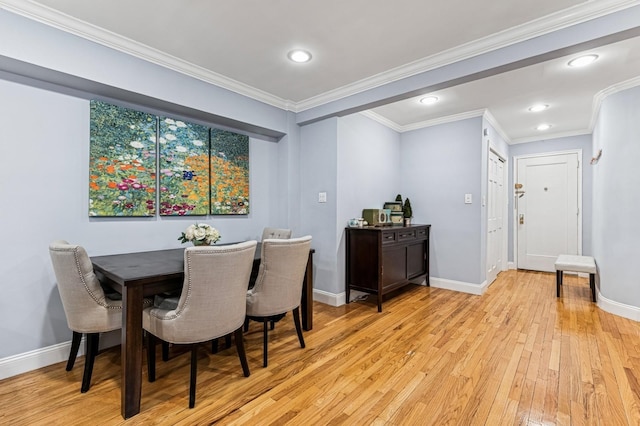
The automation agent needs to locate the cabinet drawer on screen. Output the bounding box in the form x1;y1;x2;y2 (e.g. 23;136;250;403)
398;229;416;241
416;227;428;239
381;231;397;244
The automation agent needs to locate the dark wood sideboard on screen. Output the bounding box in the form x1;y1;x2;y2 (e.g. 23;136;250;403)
345;224;430;312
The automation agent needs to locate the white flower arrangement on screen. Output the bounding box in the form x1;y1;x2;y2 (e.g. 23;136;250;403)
178;223;221;245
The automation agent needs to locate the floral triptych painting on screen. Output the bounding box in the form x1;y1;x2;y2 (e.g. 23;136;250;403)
210;129;249;215
89;102;157;217
158;118;210;216
89;100;250;217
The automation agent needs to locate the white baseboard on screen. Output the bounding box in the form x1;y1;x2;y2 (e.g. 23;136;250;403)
596;292;640;322
313;288;344;307
508;262;516;270
430;277;486;295
316;276;487;307
0;331;120;380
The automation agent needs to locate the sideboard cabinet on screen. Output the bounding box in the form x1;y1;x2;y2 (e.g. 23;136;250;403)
345;224;430;312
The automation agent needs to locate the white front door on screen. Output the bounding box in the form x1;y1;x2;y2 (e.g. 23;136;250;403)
487;150;505;285
516;152;580;272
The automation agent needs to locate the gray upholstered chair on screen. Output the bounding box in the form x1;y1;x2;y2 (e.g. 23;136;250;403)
48;240;148;392
261;227;292;240
246;235;312;367
143;241;257;408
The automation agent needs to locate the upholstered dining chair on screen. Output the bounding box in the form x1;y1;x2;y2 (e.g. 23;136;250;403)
261;227;292;241
246;235;312;367
48;240;151;393
143;241;257;408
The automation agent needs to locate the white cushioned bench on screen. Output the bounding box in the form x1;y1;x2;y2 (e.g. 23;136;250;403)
554;254;597;302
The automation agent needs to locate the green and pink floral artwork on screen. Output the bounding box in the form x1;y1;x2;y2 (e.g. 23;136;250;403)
210;129;249;215
89;101;157;216
158;118;210;215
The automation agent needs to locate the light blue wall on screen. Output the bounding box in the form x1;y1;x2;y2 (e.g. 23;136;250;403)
508;135;593;262
592;86;640;308
300;118;339;294
0;8;298;361
336;113;401;295
0;79;286;359
400;117;484;285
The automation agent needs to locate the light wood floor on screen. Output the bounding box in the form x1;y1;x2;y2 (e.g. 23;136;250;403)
2;270;640;425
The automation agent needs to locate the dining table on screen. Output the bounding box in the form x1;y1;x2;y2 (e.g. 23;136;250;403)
91;242;314;419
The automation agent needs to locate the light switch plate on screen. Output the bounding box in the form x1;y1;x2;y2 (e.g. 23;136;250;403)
318;192;327;203
464;193;472;204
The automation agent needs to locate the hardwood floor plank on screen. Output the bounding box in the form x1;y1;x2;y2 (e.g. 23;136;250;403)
2;270;640;425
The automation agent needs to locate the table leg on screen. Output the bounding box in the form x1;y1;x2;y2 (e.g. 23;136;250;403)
301;251;314;331
121;285;144;419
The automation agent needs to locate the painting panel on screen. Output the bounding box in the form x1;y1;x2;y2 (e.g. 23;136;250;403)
158;117;210;215
89;101;157;216
210;129;249;214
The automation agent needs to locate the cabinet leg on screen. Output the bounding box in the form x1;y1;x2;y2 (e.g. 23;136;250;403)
377;293;382;312
346;286;351;304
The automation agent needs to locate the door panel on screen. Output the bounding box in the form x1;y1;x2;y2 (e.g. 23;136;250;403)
516;153;579;272
487;151;504;285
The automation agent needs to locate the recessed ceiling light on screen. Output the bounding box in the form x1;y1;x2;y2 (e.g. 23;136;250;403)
419;96;439;105
568;54;598;68
287;49;312;63
528;104;549;112
536;123;552;131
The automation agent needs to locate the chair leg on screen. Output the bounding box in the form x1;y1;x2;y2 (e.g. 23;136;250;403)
556;270;563;297
234;327;250;377
81;333;99;393
225;333;232;349
270;320;275;330
590;273;597;303
147;332;157;382
243;317;249;332
66;331;82;371
162;341;170;361
293;307;306;349
212;338;219;354
263;318;269;368
189;344;198;408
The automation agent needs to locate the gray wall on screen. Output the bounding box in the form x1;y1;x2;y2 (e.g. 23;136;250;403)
508;134;593;262
400;117;485;285
592;85;640;308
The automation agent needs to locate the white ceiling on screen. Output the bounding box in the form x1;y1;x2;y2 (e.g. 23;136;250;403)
6;0;640;142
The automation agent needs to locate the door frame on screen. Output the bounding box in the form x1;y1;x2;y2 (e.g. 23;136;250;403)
512;149;583;269
486;143;508;284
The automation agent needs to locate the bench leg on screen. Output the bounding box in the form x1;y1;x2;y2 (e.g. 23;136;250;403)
590;273;597;303
556;270;563;297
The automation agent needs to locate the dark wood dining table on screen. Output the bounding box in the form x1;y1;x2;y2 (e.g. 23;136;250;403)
91;242;314;419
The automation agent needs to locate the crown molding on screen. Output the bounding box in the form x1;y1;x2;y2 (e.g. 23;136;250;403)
590;74;640;131
482;110;511;144
361;109;488;133
2;0;639;115
509;129;592;145
0;0;293;110
358;111;404;132
400;109;487;133
295;0;640;112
